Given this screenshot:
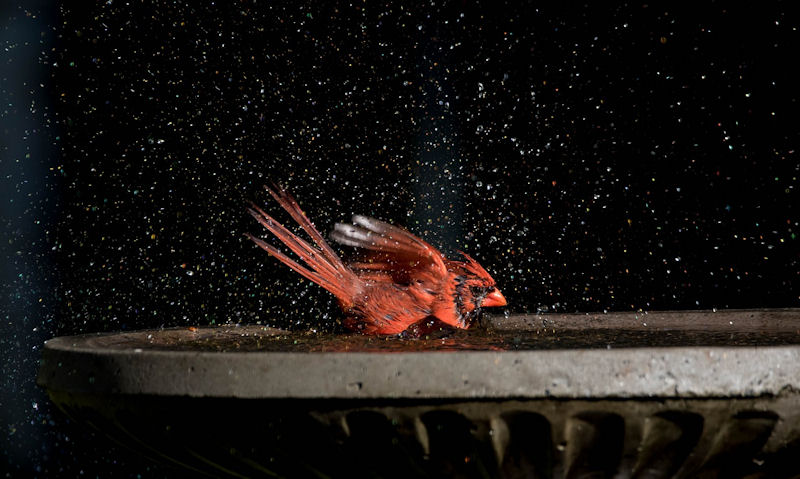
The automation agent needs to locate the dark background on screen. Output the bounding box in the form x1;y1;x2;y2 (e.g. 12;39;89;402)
2;1;797;476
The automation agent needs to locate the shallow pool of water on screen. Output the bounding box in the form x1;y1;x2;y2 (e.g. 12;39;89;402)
82;310;800;353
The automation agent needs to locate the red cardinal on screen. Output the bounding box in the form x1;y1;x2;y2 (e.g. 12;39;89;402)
245;185;507;335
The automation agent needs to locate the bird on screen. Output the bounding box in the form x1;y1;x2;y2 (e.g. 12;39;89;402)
245;185;506;335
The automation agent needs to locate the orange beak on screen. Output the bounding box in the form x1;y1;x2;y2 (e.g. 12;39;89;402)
482;289;507;307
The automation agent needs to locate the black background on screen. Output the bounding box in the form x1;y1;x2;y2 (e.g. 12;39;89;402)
2;1;797;476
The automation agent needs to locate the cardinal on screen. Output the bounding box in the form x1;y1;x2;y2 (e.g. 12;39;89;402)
245;185;506;335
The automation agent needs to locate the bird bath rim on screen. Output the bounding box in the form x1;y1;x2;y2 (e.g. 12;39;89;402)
38;309;800;400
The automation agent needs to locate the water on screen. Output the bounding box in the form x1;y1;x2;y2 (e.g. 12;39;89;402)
87;321;800;353
7;2;797;476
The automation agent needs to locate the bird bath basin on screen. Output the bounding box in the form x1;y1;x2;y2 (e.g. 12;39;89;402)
38;309;800;478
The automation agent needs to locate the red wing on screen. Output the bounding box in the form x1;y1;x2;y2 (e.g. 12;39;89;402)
330;215;447;284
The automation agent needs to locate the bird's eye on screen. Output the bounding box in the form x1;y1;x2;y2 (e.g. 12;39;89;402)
469;286;490;299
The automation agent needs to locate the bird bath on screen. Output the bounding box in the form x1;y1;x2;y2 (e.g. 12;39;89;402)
38;309;800;478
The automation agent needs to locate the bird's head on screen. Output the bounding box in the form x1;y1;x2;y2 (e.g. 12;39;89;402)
446;252;507;328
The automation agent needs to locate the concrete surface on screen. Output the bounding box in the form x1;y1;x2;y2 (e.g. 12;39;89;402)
38;309;800;399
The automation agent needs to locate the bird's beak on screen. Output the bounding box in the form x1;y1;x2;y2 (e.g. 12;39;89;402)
482;289;507;307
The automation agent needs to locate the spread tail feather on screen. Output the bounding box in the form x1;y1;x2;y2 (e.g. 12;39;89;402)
247;185;361;306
